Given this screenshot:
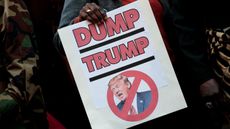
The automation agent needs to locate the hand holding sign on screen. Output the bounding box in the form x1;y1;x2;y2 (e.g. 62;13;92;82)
79;3;107;24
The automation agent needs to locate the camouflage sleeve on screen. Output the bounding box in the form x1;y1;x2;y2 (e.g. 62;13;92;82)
0;0;47;128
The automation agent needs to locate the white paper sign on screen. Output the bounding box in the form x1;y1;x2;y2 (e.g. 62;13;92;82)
58;0;187;129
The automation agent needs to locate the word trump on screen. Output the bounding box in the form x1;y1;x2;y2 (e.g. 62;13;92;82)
81;36;149;72
73;9;140;47
72;8;151;73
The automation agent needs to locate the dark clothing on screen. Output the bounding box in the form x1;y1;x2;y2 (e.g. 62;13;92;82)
161;0;230;28
54;0;122;54
59;0;122;28
52;1;123;129
55;0;175;62
160;0;212;87
160;0;230;129
160;0;230;86
117;91;152;114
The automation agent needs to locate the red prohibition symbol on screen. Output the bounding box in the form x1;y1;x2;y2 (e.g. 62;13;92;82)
107;70;158;121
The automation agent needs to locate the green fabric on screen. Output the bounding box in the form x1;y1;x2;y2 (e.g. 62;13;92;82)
0;0;48;128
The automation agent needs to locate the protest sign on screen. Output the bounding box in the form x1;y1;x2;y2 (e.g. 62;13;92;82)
58;0;187;128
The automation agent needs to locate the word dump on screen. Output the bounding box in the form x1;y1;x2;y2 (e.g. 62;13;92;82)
72;9;150;73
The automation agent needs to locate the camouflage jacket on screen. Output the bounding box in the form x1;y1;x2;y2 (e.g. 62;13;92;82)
0;0;48;128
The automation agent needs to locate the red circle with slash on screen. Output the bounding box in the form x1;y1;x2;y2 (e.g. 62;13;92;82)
107;70;158;121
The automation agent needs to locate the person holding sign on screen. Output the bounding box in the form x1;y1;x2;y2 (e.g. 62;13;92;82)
108;74;152;114
53;0;183;129
54;0;174;61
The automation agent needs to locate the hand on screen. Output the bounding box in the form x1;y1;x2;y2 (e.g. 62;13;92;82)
79;3;107;24
200;79;230;112
200;79;221;110
200;78;220;97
